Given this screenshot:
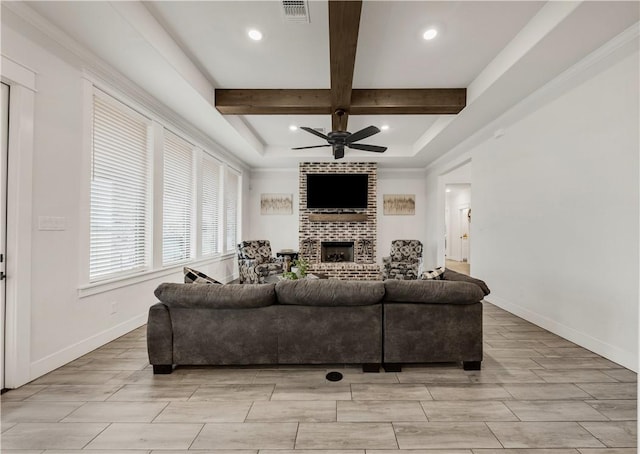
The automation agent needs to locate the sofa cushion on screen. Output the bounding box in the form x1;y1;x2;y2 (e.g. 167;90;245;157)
154;283;276;309
183;266;222;284
442;268;491;296
383;279;484;304
275;279;385;306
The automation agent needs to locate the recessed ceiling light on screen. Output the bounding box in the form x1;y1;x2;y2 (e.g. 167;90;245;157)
248;29;263;41
446;188;452;193
423;28;438;40
289;125;298;131
381;125;389;131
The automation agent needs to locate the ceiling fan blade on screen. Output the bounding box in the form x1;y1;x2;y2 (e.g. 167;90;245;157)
300;127;330;141
348;143;387;153
291;145;332;150
345;125;380;144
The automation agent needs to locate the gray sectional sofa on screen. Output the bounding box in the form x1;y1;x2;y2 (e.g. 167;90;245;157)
147;270;489;374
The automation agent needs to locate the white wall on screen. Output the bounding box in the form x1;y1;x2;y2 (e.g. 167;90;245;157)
2;13;241;384
246;169;299;253
426;37;639;370
377;169;428;263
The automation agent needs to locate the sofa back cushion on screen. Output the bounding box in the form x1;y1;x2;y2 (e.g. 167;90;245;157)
384;279;484;304
154;283;276;309
276;279;385;306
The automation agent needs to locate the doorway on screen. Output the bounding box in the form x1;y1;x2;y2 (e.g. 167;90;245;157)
1;82;9;391
445;184;471;275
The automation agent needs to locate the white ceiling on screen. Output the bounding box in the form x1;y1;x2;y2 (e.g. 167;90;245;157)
15;1;640;169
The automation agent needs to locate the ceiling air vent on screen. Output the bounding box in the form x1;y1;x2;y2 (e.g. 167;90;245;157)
282;0;310;23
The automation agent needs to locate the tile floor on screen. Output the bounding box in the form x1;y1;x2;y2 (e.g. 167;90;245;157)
1;301;636;452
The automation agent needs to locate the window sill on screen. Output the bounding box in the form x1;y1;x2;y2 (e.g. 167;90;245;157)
78;252;236;298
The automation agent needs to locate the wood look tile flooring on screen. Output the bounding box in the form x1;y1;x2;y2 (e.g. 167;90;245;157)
1;302;636;452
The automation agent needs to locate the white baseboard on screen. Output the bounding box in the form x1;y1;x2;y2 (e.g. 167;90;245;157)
29;312;148;381
487;295;638;372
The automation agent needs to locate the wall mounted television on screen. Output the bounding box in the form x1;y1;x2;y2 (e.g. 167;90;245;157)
306;173;368;209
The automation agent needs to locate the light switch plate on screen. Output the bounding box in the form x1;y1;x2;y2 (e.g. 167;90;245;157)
38;216;66;231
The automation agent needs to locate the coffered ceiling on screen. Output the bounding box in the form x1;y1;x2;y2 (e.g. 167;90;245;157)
12;1;640;168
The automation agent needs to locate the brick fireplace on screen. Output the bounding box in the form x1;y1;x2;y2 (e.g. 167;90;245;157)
298;162;381;280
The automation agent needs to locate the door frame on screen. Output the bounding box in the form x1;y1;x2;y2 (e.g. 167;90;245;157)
458;204;470;262
2;56;36;388
1;81;9;391
438;159;472;268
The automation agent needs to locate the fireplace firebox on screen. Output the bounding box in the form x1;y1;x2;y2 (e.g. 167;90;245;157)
321;241;354;263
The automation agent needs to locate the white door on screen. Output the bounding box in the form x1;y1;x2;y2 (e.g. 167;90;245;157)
1;82;9;390
460;207;470;262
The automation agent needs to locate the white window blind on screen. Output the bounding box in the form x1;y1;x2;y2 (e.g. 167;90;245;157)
201;154;221;256
162;131;194;265
90;93;150;281
224;168;240;253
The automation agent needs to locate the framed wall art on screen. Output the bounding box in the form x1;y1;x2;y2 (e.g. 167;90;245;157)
383;194;415;215
261;193;293;215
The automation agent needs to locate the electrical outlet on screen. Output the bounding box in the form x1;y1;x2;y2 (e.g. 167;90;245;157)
111;302;118;315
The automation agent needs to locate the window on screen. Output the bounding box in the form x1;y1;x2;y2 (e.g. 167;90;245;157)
162;131;194;265
86;85;244;288
201;153;221;256
90;93;150;281
224;168;240;253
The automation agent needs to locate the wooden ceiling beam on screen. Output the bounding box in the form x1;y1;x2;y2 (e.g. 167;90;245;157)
215;88;467;116
350;89;467;115
215;89;332;115
329;0;362;131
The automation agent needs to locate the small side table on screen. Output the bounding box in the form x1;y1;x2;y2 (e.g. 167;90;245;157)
277;250;299;272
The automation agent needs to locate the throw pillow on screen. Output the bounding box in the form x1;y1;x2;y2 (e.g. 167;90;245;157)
420;266;445;280
183;267;222;285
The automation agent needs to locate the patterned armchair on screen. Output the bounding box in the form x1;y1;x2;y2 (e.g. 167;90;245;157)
237;240;284;284
382;239;423;280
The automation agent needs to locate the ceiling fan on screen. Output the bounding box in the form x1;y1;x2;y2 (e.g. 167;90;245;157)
292;110;387;160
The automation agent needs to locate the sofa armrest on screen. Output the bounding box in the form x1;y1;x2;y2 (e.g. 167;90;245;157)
147;302;173;366
443;268;490;296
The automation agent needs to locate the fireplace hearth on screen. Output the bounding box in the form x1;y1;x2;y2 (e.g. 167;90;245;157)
321;241;354;263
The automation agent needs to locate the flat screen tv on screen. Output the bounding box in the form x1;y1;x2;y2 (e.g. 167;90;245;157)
306;173;368;209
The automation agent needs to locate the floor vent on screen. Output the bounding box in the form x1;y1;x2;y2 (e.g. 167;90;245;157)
282;0;310;23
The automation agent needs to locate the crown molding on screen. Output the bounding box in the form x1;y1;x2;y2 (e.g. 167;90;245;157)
250;167;299;174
